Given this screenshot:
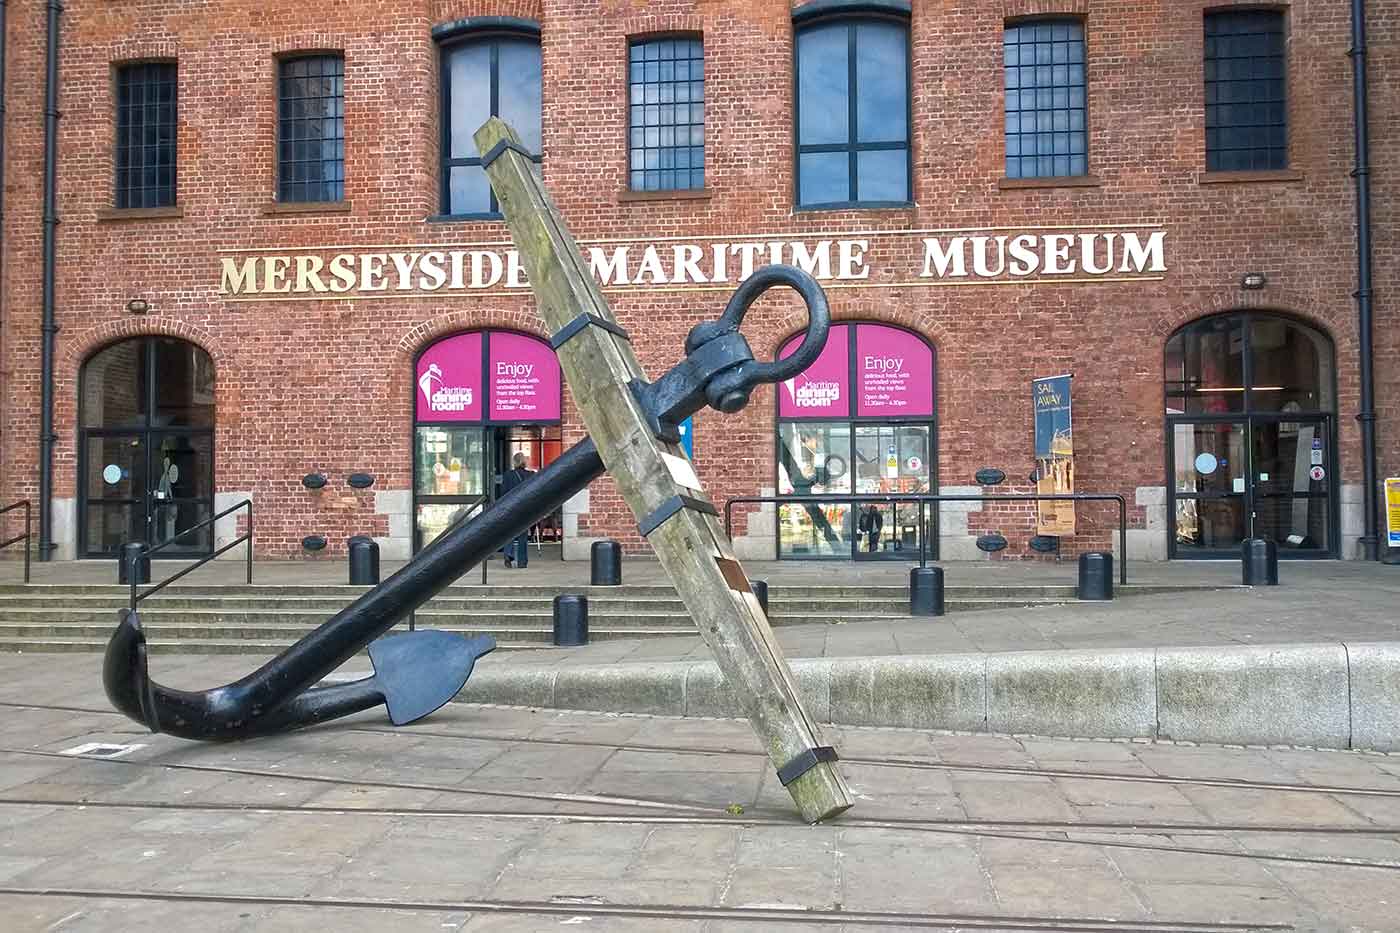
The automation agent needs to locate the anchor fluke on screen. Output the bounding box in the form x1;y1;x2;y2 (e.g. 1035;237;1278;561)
368;630;495;725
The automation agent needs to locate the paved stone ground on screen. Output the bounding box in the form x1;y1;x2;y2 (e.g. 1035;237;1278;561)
1;653;1399;931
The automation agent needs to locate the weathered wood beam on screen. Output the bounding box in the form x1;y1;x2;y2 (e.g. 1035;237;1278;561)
475;118;852;823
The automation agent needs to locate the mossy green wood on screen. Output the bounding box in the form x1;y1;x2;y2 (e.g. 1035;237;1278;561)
475;117;852;823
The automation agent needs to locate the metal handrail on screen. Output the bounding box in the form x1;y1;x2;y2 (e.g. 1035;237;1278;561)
130;499;253;611
723;492;1130;586
0;500;32;584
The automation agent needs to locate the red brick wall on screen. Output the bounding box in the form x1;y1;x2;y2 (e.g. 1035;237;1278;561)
0;0;1395;559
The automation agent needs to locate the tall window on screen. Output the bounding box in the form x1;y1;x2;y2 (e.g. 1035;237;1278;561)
628;38;705;192
1204;10;1287;171
795;17;910;208
440;34;542;216
278;55;345;202
1004;20;1087;179
115;63;177;209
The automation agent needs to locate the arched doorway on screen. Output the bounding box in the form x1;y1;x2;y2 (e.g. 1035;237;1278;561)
1165;312;1337;558
774;322;938;560
79;337;216;557
412;330;563;553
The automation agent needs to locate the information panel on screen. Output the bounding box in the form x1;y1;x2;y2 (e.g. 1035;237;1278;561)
778;323;934;419
488;331;562;422
415;332;483;423
416;331;561;424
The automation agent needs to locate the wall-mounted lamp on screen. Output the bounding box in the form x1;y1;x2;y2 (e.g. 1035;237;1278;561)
1240;273;1267;290
125;298;150;314
301;473;328;490
347;473;375;489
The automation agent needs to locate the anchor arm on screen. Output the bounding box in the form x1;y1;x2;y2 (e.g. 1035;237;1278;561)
104;439;605;739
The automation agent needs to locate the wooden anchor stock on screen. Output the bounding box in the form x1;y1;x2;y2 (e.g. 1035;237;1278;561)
476;117;853;823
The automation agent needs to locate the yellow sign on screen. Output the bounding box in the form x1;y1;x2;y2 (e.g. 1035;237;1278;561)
1386;477;1400;549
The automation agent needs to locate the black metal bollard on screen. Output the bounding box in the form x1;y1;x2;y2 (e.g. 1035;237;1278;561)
1077;552;1114;600
1241;538;1279;586
751;579;769;616
553;594;589;646
591;539;622;586
347;535;380;586
118;542;150;585
909;566;945;616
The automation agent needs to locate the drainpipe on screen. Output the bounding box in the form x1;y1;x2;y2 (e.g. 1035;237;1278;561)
1349;0;1379;561
39;0;62;559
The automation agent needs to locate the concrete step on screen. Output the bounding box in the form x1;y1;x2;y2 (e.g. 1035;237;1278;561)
0;636;553;655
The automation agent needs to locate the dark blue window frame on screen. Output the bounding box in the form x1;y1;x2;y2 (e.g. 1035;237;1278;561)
1204;10;1287;172
628;37;705;192
439;31;542;218
794;15;912;210
277;54;345;203
115;62;178;209
1003;19;1088;179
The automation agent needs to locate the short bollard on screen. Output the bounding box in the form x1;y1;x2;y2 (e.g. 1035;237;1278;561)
751;579;769;616
1077;551;1114;600
553;594;589;646
118;542;150;586
347;535;380;585
909;566;945;616
591;539;622;586
1242;537;1279;586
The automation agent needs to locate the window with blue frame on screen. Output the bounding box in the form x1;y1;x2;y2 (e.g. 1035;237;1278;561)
278;54;345;202
1003;20;1087;179
1204;10;1287;171
628;37;705;191
440;34;542;216
115;63;178;209
795;17;911;208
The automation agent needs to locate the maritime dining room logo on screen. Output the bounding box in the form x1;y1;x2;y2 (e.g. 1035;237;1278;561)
216;225;1167;301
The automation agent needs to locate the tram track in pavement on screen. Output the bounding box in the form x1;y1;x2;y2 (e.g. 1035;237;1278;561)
0;885;1298;932
5;699;1400;803
4;745;1400;875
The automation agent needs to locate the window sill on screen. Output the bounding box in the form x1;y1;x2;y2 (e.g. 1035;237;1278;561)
426;212;503;223
96;205;184;221
1199;169;1304;185
262;200;352;215
617;188;713;203
794;201;915;214
998;175;1101;190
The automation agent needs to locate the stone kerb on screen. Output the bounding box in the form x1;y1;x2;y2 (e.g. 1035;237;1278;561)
456;640;1400;751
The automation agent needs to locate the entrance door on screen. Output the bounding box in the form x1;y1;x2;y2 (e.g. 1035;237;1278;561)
1169;417;1333;557
80;338;216;557
852;423;933;561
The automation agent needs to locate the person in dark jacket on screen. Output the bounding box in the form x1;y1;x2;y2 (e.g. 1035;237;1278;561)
500;452;535;568
857;503;883;553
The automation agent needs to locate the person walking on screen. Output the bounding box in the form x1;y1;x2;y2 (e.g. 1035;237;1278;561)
500;452;535;568
857;503;883;553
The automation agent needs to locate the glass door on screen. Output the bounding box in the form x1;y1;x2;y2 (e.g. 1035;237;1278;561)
84;434;148;556
414;425;487;552
777;422;852;558
1250;417;1332;555
853;424;932;560
1170;421;1248;557
82;431;212;556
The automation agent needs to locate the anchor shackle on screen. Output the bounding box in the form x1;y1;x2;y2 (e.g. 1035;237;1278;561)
683;265;831;414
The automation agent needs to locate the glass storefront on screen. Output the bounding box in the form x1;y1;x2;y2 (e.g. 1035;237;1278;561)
413;330;562;552
775;323;936;560
1165;312;1336;558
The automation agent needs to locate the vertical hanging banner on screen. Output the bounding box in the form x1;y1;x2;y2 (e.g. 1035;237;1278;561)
1033;375;1075;536
1386;477;1400;550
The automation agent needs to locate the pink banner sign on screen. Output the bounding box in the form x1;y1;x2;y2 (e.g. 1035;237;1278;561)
778;324;851;419
488;331;562;422
856;324;934;417
416;332;483;423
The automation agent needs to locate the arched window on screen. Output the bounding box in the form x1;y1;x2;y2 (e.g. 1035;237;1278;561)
1164;312;1336;558
774;322;936;560
794;5;912;208
438;26;542;217
79;337;215;557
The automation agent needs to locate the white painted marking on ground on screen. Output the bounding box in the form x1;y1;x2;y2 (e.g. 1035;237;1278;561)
58;742;145;759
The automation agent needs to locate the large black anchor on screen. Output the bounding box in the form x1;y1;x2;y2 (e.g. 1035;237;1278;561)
103;264;831;740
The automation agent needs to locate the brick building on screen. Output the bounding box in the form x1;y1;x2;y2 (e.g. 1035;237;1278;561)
0;0;1395;565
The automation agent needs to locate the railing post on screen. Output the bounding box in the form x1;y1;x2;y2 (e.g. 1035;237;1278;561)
24;501;31;585
245;501;253;585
